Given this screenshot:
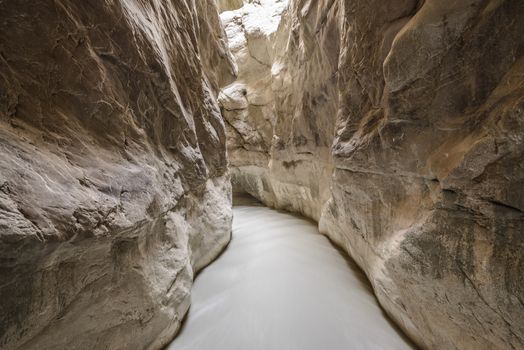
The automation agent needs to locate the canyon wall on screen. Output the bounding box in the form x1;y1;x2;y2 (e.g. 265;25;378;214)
217;0;244;12
221;0;339;221
223;0;524;349
0;1;234;349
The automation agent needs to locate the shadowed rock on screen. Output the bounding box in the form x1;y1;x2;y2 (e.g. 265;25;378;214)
0;1;235;349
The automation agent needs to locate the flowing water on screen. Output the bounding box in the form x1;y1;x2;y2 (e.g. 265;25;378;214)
168;197;414;350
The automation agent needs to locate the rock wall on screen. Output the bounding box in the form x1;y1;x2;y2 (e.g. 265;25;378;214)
223;0;524;349
0;1;234;349
220;0;339;221
217;0;244;12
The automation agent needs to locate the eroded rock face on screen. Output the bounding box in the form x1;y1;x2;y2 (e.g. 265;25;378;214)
217;0;244;12
219;0;288;171
220;0;339;221
0;1;234;349
224;0;524;349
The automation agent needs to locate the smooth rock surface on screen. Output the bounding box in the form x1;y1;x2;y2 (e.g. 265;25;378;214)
168;197;414;350
0;1;234;349
224;1;524;349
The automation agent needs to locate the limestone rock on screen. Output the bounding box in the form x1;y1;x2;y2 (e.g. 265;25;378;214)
0;1;234;349
224;0;524;349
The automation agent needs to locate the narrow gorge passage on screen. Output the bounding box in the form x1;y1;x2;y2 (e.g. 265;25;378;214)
168;197;414;350
1;1;522;349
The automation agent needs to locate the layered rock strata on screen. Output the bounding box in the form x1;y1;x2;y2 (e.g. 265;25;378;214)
222;0;524;349
0;1;234;349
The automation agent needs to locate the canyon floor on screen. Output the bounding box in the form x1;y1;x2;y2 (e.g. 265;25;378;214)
167;196;414;350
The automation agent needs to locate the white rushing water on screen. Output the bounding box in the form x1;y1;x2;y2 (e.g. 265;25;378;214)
168;198;414;350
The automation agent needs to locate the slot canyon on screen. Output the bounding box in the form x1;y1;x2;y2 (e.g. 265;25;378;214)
0;0;523;349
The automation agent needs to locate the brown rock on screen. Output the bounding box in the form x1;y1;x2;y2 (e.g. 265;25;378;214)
0;0;234;349
221;0;339;220
226;0;524;349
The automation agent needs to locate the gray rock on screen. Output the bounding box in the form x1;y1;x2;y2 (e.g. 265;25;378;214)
0;0;234;349
226;0;524;349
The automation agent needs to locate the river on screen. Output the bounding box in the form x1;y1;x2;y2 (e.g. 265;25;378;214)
167;197;414;350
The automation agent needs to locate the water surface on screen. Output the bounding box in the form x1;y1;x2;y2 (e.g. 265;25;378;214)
168;199;414;350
